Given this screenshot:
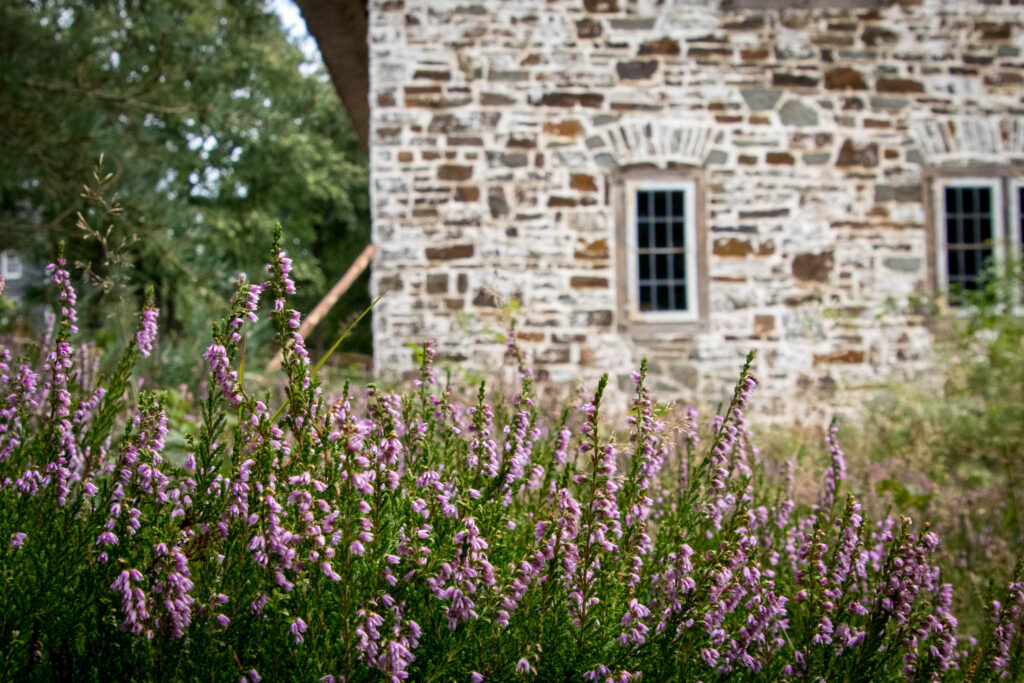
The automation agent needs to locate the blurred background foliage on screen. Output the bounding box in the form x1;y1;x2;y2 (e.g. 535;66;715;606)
0;0;370;387
757;264;1024;634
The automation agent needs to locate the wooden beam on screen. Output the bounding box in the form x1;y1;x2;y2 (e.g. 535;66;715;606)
295;0;370;155
267;243;375;371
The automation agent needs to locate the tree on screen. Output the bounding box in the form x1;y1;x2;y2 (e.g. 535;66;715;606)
0;0;370;376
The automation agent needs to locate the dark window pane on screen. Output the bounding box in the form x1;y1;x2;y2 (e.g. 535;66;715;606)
671;221;685;247
638;253;651;280
979;218;992;242
638;191;650;217
1019;188;1024;246
656;285;670;310
655;253;668;279
979;187;991;213
672;253;687;279
947;250;959;277
673;284;687;311
946;218;957;245
963;249;976;277
961;217;974;244
655;222;667;248
671;191;684;216
654;192;667;216
638;220;649;248
962;188;974;212
946;187;958;213
639;285;652;311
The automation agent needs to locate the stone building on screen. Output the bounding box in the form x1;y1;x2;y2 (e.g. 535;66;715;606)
360;0;1024;421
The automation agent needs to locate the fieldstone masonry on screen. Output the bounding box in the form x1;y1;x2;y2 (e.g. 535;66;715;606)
367;0;1024;422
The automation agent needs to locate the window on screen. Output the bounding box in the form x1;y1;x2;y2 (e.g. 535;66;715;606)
615;169;707;330
930;174;1023;303
0;250;23;281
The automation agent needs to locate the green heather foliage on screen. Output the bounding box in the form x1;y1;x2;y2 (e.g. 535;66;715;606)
1;234;1023;682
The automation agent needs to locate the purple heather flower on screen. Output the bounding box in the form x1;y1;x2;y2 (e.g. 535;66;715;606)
290;617;307;644
136;307;159;358
10;532;26;547
516;658;535;676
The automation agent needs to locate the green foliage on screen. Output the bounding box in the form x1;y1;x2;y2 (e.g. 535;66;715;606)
0;0;370;380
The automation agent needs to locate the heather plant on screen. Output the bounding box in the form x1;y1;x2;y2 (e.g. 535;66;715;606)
2;231;1023;682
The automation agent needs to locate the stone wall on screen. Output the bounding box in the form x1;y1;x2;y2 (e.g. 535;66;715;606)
367;0;1024;423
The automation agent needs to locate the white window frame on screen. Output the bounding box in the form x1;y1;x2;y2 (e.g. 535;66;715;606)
1009;178;1024;267
0;250;23;281
931;176;1007;298
624;178;700;324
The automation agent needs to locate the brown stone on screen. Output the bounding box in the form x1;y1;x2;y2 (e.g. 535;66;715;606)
577;18;602;38
754;315;775;337
813;350;865;365
521;54;544;66
773;72;819;88
457;273;468;293
877;78;924;93
716;115;742;123
516;332;545;342
836;140;878;167
575;239;609;259
438;165;473;181
506;136;536;149
413;69;450;81
570;276;608;289
472;289;500;307
444;299;465;311
616;60;659;80
758;240;776;256
864;119;890;128
570;173;598;192
749;115;771;125
740;208;789;219
862;26;898;46
639;38;681;56
741;47;769;61
377;91;396;107
397;151;414;162
543;119;584;137
426;274;448;294
825;67;867;90
792;251;834;282
548;196;578;207
738;154;758;165
766;152;795;165
426;244;474;260
689;46;732;59
378;275;402;292
713;238;753;257
455;186;480;202
583;0;617;11
985;72;1024;87
977;22;1012;41
412;207;438;219
482;92;517;106
723;15;764;31
535;92;603;108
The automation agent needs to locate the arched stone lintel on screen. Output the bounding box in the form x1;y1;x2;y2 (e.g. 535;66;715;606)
583;117;716;169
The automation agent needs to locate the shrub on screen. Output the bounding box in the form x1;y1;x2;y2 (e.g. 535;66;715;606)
1;231;1022;681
